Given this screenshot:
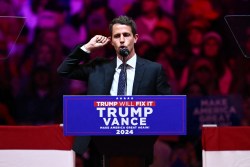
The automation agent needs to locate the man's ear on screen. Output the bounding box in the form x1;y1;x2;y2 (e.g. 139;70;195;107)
134;34;139;43
108;36;113;46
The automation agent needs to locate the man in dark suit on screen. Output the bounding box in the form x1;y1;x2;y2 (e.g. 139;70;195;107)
57;15;171;167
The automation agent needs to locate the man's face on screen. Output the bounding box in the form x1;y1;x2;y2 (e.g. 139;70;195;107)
110;24;138;59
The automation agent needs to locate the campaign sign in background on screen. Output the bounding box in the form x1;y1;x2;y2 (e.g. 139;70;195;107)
63;95;186;136
187;95;242;135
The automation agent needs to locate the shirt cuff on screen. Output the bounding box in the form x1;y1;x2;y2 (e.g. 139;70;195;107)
80;45;91;53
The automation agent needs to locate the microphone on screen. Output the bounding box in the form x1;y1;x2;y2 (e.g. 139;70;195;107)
119;47;129;57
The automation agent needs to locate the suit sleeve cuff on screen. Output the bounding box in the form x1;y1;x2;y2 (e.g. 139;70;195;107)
80;45;91;53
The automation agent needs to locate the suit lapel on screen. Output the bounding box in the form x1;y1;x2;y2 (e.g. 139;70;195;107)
132;57;145;95
104;58;116;95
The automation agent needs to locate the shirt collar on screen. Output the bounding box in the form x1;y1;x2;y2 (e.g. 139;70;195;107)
117;54;137;69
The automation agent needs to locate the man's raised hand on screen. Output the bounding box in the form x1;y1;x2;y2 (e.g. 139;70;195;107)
84;35;110;52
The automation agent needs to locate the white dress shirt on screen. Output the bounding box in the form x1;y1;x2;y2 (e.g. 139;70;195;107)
110;55;136;96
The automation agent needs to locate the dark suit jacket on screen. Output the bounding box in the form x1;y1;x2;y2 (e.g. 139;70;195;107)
57;46;171;157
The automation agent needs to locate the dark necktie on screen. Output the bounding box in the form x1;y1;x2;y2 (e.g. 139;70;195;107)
117;63;127;95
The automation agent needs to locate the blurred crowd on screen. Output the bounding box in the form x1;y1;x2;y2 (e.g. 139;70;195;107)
1;0;250;166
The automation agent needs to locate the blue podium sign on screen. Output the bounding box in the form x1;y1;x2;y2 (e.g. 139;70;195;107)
63;95;186;136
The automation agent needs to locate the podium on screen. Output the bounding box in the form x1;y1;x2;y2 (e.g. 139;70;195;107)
64;95;186;167
202;126;250;167
0;125;75;167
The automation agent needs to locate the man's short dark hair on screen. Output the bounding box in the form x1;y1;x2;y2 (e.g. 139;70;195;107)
109;15;137;36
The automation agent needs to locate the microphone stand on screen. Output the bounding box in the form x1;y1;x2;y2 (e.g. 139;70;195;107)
122;56;127;95
119;47;129;95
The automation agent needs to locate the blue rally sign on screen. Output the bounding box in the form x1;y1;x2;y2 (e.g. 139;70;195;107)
63;95;186;136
